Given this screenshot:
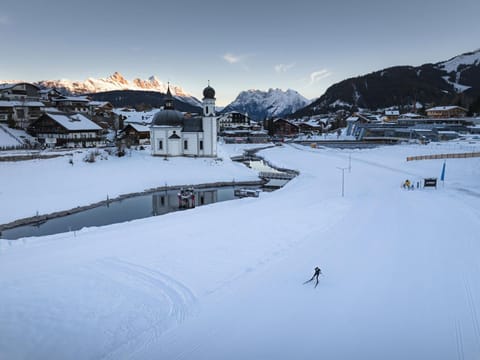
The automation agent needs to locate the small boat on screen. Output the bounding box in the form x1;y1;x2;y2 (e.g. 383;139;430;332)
234;188;261;198
178;187;195;208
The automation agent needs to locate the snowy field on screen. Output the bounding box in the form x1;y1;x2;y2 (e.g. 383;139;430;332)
1;141;480;359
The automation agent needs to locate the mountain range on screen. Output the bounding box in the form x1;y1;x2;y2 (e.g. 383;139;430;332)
2;73;309;118
221;88;310;120
37;72;190;98
293;49;480;117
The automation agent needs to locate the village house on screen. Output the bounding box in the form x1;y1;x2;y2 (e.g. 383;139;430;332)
0;100;45;129
39;88;63;104
28;111;105;148
0;82;41;101
271;118;299;137
426;106;467;118
120;123;150;145
295;119;324;134
51;95;90;114
384;109;400;122
217;111;252;131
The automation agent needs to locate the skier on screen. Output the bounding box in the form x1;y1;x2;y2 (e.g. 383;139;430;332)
304;266;322;287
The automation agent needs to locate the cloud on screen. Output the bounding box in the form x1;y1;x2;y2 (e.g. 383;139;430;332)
222;53;252;71
223;53;242;64
309;69;332;84
274;63;295;73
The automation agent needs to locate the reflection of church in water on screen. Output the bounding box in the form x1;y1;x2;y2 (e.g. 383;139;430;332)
152;189;218;215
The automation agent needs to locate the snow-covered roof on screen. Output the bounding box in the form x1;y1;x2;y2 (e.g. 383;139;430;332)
0;83;16;90
127;123;150;132
437;131;459;135
298;120;323;128
0;82;40;90
45;112;102;131
385;110;400;116
0;100;45;107
53;96;90;103
89;101;112;107
400;112;422;118
426;106;467;112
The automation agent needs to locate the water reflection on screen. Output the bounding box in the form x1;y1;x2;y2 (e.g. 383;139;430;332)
1;186;248;240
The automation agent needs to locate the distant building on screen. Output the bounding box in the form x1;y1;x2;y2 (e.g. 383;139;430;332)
296;119;324;134
39;88;63;103
0;82;41;101
0;100;44;129
150;84;217;157
120;123;150;145
426;106;467;118
28;111;105;148
218;111;251;131
271;118;299;137
384;110;400;122
51;95;90;113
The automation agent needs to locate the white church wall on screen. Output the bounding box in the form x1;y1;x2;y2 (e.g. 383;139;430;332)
168;138;182;156
182;133;200;156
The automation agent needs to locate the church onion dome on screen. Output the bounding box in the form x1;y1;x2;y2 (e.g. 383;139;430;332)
203;85;215;100
152;109;184;126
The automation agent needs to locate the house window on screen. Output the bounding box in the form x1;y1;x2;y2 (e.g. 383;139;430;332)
184;140;188;150
159;140;163;150
199;141;203;150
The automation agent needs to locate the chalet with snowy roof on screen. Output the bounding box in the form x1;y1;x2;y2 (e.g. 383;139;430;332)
150;84;217;157
39;88;63;103
28;111;105;148
120;123;150;145
89;101;114;115
384;110;400;122
0;82;41;101
426;106;467;118
217;111;251;131
51;96;90;114
296;119;324;134
0;100;44;129
271;119;299;137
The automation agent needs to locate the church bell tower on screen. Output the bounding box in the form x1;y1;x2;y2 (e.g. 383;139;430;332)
202;81;217;156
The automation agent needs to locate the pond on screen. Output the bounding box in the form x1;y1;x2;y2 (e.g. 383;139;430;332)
0;185;258;240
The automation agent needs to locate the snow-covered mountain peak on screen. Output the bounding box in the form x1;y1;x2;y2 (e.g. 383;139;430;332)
30;73;193;98
106;71;128;85
436;49;480;73
223;88;310;120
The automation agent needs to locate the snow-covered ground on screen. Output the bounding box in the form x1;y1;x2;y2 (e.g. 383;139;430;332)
1;141;480;359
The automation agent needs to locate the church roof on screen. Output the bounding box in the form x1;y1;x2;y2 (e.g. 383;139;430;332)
152;85;185;126
183;117;203;132
152;109;184;127
203;85;215;100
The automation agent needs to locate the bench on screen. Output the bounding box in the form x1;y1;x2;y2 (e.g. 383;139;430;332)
423;178;437;188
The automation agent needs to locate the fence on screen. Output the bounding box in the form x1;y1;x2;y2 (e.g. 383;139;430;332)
406;152;480;161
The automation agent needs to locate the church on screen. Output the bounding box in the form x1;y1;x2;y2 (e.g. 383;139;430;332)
150;84;217;157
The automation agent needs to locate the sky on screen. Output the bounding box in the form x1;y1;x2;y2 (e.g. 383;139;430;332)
1;0;479;105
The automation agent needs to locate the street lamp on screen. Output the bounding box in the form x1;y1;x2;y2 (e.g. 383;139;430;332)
337;166;348;197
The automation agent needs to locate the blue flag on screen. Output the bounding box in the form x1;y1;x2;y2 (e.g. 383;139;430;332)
440;161;446;181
